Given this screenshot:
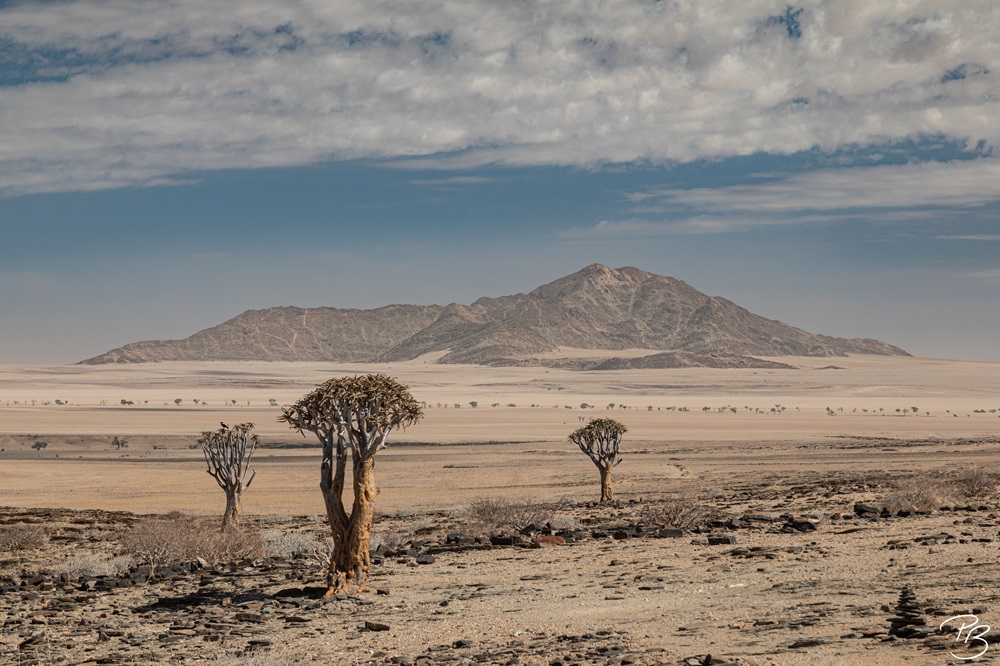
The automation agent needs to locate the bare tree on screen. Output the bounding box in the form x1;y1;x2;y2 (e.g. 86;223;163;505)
569;418;627;503
199;422;258;531
111;436;128;450
279;374;422;596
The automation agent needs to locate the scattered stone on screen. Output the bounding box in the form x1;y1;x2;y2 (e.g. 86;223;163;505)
707;534;737;545
854;503;880;517
888;586;928;638
365;621;391;632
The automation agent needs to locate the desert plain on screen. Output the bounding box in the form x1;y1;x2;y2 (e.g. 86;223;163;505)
2;353;1000;665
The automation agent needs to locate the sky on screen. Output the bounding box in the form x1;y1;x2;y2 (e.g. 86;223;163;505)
1;0;999;364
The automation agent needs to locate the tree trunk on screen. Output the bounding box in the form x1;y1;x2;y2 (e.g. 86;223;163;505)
324;456;377;596
599;464;614;503
222;490;241;531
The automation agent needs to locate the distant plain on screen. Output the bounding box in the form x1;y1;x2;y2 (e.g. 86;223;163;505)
2;354;998;515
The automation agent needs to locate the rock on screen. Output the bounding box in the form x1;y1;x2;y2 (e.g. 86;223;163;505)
531;536;565;546
365;621;391;631
854;503;879;517
415;554;436;565
708;535;737;545
784;516;819;532
888;586;928;638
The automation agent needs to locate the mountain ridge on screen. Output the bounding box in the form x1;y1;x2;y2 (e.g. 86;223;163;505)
82;264;909;368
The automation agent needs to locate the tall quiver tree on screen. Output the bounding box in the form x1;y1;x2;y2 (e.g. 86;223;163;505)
199;422;258;531
279;374;422;596
569;418;627;503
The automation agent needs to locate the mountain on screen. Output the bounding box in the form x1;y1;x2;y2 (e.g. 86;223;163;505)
81;264;908;367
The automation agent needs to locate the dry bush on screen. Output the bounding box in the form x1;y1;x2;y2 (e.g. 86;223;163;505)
262;529;320;559
948;469;1000;499
0;523;48;552
370;526;412;552
55;552;133;578
464;496;552;534
881;477;956;513
214;647;301;666
118;515;264;575
640;494;719;530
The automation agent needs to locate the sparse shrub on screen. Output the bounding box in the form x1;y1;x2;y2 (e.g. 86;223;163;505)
370;528;411;552
0;524;48;552
118;515;263;576
881;477;955;513
464;496;552;534
949;469;1000;499
640;494;719;530
262;529;320;559
55;552;133;578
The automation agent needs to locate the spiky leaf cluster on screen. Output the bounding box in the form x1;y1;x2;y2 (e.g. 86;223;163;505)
569;417;627;467
199;422;258;492
279;374;422;459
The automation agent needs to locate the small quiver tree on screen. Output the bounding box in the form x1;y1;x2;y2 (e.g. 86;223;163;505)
199;422;258;531
279;374;422;597
569;418;627;503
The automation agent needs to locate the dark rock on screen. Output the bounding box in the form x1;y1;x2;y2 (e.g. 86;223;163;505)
854;503;879;517
708;534;737;545
365;621;391;631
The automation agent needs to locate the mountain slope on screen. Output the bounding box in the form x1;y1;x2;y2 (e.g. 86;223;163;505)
82;264;908;365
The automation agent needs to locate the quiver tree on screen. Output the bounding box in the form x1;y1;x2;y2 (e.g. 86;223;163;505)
199;422;258;531
569;418;627;503
279;374;422;596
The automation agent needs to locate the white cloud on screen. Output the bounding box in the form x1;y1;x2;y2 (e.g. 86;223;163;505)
937;234;1000;240
565;158;1000;236
1;1;1000;195
407;176;494;187
626;159;1000;213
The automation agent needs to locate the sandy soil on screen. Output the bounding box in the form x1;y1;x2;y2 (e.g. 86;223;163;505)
2;355;1000;665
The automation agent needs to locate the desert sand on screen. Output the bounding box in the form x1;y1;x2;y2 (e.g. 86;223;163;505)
2;355;1000;665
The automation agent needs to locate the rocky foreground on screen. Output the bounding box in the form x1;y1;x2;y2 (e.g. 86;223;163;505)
3;469;1000;665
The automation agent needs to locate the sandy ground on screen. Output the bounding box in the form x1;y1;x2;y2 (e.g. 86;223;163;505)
1;354;998;514
2;355;1000;665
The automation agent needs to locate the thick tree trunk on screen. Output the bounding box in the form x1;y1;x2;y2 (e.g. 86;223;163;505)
599;464;614;503
221;490;241;530
324;456;377;596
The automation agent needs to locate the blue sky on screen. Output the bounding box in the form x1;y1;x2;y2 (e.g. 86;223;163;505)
1;1;999;364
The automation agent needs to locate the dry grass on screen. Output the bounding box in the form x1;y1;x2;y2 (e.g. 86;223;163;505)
881;476;955;513
54;551;133;578
464;496;552;535
879;470;998;513
262;529;320;559
117;514;264;575
0;523;48;552
214;646;302;666
639;494;719;530
371;527;412;552
948;469;1000;499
